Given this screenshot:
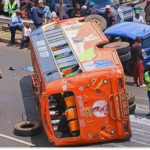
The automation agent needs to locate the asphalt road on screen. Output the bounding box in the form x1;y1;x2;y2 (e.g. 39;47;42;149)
0;40;150;147
0;2;150;147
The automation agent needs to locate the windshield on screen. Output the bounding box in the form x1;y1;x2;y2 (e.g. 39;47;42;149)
87;0;114;7
141;37;150;49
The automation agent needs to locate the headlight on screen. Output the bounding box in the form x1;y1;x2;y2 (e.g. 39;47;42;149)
141;49;147;57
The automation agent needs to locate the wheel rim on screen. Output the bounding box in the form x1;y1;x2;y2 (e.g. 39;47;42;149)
91;18;101;26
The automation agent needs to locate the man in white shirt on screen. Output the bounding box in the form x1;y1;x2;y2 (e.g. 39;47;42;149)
114;4;124;24
9;9;23;47
133;9;144;24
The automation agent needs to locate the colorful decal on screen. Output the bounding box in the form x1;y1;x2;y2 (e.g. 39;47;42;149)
79;86;84;91
77;96;85;117
82;59;115;71
100;131;111;139
88;133;92;139
62;85;67;91
93;100;109;118
79;119;85;127
65;25;82;31
93;134;99;138
85;106;94;118
39;51;49;58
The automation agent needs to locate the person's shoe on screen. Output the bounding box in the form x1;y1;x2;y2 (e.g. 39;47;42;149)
19;47;23;49
134;84;139;87
146;113;150;116
140;84;146;87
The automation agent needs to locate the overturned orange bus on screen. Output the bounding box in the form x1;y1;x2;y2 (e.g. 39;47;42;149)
29;18;131;146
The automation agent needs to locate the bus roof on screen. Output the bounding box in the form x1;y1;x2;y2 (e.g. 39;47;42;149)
30;18;112;83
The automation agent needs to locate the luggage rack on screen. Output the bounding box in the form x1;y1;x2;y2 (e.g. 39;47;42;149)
44;25;83;78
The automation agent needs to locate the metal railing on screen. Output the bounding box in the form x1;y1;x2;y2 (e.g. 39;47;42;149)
0;15;34;27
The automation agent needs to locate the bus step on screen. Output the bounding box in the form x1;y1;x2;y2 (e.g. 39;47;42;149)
45;28;61;36
49;39;68;48
53;47;71;56
58;60;78;69
56;55;75;64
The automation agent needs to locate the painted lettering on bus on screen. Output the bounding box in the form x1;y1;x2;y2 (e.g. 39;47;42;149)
77;95;85;117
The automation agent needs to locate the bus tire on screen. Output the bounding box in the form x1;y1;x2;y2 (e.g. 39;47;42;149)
129;102;136;114
14;121;41;137
127;92;135;105
103;42;130;56
119;52;131;63
126;61;134;76
84;15;107;31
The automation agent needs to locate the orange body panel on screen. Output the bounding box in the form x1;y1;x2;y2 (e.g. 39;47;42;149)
29;18;131;146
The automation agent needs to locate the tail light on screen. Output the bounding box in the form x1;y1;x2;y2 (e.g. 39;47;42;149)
118;78;123;89
124;122;129;133
121;93;129;117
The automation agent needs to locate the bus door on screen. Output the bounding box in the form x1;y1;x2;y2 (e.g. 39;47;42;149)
109;69;130;138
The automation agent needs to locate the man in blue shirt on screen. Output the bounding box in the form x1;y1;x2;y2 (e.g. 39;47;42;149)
43;2;51;24
30;2;44;29
9;9;23;47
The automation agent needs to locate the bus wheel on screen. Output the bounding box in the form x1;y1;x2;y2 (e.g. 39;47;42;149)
14;121;41;137
84;15;107;31
129;102;136;114
126;61;134;76
103;42;130;56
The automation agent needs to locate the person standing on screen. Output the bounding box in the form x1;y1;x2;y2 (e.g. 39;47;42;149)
114;4;124;23
30;1;44;29
19;23;31;49
144;63;150;116
71;3;85;18
133;9;144;24
8;0;18;16
2;0;10;16
131;36;146;87
9;9;23;47
103;5;115;27
86;2;98;16
55;0;69;19
43;2;51;24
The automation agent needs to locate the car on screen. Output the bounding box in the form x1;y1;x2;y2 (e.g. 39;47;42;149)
86;0;133;22
116;0;145;7
104;22;150;75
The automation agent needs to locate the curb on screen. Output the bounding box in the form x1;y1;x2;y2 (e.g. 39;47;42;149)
0;37;21;45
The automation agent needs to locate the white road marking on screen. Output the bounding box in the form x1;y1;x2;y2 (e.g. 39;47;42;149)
132;131;150;138
131;128;150;135
23;96;35;100
0;134;35;146
136;96;148;100
131;139;150;146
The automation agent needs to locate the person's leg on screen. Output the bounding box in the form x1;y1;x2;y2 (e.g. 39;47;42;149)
19;37;28;49
133;62;138;85
10;27;16;45
139;61;145;86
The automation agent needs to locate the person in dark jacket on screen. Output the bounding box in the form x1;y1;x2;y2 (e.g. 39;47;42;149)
71;3;85;18
131;36;146;87
30;1;44;29
103;5;115;27
55;0;69;19
86;1;98;16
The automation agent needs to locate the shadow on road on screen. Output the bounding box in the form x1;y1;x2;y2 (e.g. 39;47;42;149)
19;75;54;147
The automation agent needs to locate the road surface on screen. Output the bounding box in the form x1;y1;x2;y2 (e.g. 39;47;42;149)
0;1;150;147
